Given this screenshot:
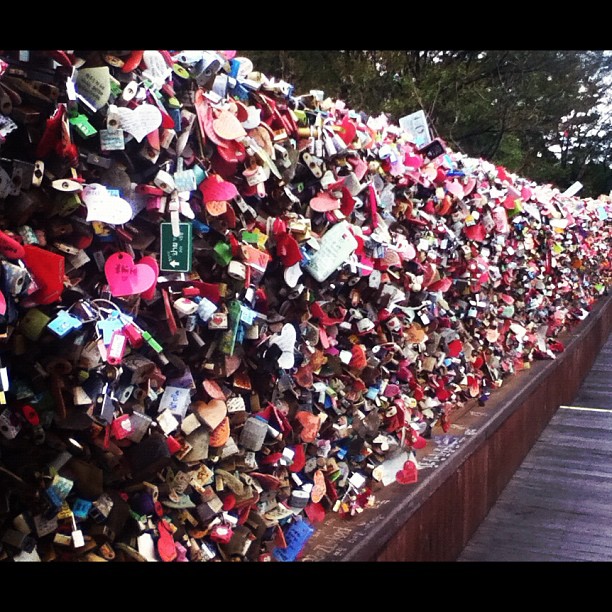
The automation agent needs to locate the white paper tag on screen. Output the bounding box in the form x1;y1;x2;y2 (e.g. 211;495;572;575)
83;183;133;225
305;221;358;282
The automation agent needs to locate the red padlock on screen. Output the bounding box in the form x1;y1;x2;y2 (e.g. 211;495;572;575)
209;524;233;544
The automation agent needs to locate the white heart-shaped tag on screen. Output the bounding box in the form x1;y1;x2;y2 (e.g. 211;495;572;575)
117;104;162;142
83;183;134;225
269;323;297;370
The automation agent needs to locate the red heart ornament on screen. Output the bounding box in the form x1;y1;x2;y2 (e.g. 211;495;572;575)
276;233;303;268
104;252;157;297
396;460;418;484
413;435;427;450
289;444;306;473
199;173;239;202
22;245;65;305
138;255;159;301
464;223;486;242
338;116;356;145
447;339;463;357
305;502;326;524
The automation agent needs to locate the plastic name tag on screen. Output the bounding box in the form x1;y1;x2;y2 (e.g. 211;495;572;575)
160;222;192;272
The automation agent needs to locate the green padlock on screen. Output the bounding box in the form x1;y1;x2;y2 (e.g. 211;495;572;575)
213;241;233;266
69;113;97;139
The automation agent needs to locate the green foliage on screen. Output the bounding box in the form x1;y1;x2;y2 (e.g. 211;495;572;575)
241;49;612;198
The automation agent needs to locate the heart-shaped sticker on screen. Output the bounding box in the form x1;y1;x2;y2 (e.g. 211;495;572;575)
116;103;162;142
396;460;418;484
83;183;133;225
193;399;227;431
104;252;157;297
268;323;296;370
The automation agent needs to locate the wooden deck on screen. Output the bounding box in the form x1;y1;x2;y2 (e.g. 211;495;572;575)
456;332;612;562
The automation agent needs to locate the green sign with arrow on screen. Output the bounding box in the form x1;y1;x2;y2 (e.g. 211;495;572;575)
160;222;192;272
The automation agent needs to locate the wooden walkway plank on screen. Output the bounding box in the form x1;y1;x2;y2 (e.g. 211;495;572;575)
457;331;612;562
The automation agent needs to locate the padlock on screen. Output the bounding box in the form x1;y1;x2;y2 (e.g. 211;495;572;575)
240;416;268;452
1;528;37;553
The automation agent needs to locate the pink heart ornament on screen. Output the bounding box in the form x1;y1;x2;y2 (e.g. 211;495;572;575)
445;180;464;199
310;192;340;213
199;174;239;202
213;110;247;141
138;255;159;301
105;252;157;297
463;177;477;196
